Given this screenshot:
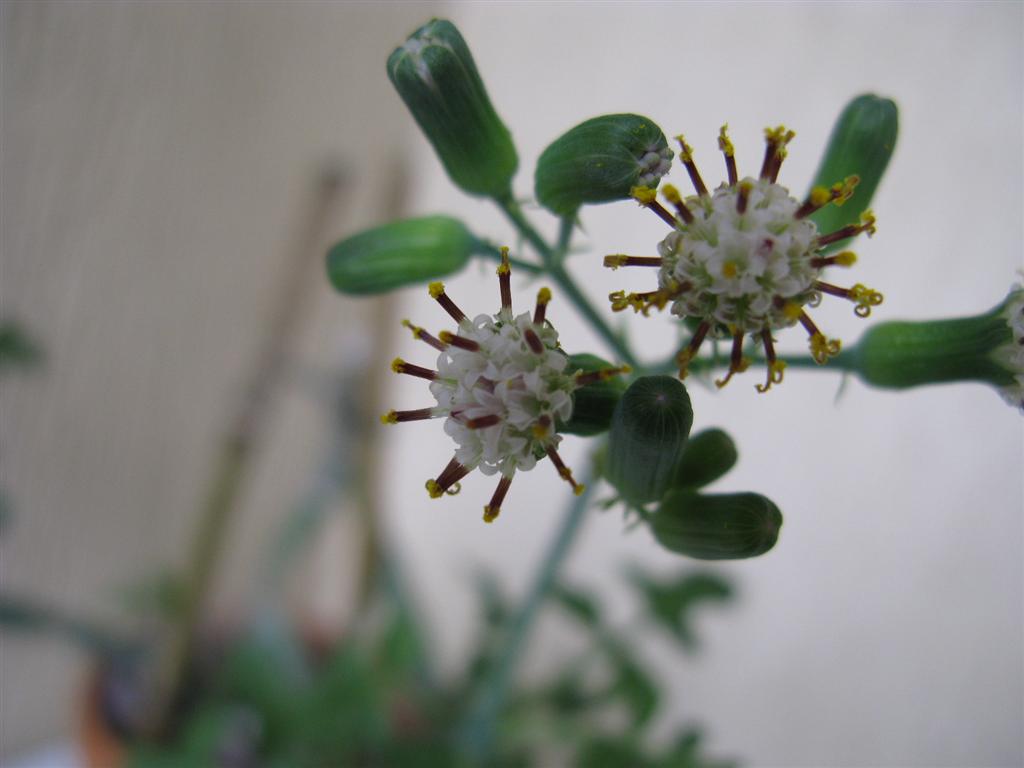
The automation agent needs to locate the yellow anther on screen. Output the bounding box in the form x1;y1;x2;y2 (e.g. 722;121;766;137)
536;287;552;304
428;281;445;299
849;284;884;317
630;186;657;205
381;410;398;425
438;330;455;344
609;290;630;312
483;506;499;523
764;125;796;145
674;134;694;162
573;483;585;497
809;333;841;364
755;360;788;393
425;479;444;499
715;357;750;388
810;186;832;207
833;175;860;205
662;184;682;204
833;251;857;267
390;357;405;373
401;319;424;339
532;421;550;439
497;246;511;275
722;261;739;279
717;124;735;156
603;254;629;270
782;301;804;321
860;209;877;236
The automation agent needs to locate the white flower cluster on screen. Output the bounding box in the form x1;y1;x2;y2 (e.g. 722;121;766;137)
658;178;821;332
996;285;1024;410
430;311;576;477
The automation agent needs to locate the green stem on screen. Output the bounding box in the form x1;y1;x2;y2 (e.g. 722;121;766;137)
550;264;638;369
456;460;597;763
495;198;638;369
475;239;544;274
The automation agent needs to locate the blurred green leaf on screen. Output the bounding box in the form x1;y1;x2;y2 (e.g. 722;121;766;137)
0;321;42;373
651;490;783;561
575;737;651;768
626;568;733;652
551;583;601;628
607;376;693;504
809;94;898;253
656;727;738;768
0;593;124;654
326;215;478;295
603;639;659;730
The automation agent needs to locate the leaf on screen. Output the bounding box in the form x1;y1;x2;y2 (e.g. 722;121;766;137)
626;568;733;652
0;321;42;373
550;583;601;628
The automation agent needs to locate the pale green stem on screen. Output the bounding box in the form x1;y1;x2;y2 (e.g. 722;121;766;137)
456;460;597;763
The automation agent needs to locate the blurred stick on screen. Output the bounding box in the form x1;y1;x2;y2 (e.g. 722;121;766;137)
147;164;350;736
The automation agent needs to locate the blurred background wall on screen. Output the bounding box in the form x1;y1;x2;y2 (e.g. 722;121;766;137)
2;2;1022;767
0;0;434;756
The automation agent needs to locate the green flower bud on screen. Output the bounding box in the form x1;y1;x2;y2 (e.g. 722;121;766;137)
671;428;738;490
809;94;898;253
846;285;1024;411
326;215;476;295
606;376;693;504
387;19;517;200
535;114;672;217
558;353;628;437
651;490;782;561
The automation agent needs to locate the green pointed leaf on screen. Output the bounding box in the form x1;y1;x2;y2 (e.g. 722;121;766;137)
550;583;601;628
651;491;782;560
627;568;733;652
606;376;693;504
388;19;517;199
326;215;476;295
535;114;672;216
809;94;898;252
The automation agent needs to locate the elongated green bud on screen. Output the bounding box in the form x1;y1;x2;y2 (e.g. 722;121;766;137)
671;428;738;490
847;285;1024;411
651;490;782;560
558;353;628;436
809;94;898;252
387;19;517;199
535;114;672;217
326;216;476;295
606;376;693;504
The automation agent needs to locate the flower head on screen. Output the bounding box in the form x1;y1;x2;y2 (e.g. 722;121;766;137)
383;249;628;522
993;285;1024;410
606;125;883;391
